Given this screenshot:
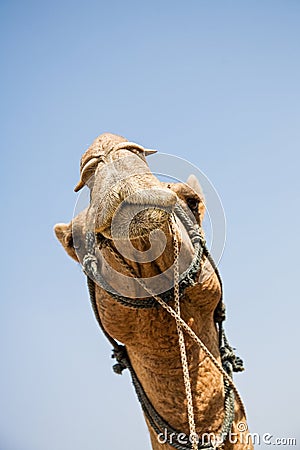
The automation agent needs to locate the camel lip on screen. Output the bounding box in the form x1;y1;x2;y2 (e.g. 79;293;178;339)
120;200;175;213
119;187;178;208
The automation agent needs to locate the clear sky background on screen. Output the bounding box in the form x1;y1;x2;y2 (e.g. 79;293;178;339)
1;1;300;449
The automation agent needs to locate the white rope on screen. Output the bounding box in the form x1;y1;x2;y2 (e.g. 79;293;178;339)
170;217;198;450
106;223;247;418
137;268;246;416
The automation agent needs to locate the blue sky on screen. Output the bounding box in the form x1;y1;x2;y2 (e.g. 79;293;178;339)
1;1;300;449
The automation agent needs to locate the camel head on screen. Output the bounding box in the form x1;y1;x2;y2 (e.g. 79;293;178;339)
54;133;205;262
54;134;252;450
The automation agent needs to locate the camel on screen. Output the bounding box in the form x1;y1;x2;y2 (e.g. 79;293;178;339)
54;133;253;450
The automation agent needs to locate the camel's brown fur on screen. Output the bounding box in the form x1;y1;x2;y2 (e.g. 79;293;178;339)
54;133;253;450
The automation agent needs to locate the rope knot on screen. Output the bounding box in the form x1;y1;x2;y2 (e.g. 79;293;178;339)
83;254;98;279
220;345;244;374
231;355;244;373
112;345;129;375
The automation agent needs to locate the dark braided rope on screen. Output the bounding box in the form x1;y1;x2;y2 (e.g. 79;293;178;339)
87;276;233;450
83;203;244;449
178;201;245;376
83;231;203;309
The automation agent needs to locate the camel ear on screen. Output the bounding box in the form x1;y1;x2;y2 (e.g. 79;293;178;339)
54;222;79;262
186;174;204;200
186;174;206;221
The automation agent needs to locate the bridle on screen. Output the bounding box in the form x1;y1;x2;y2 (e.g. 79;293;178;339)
83;204;204;309
78;150;246;450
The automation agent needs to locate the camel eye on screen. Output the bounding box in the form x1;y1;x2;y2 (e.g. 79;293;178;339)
187;197;199;211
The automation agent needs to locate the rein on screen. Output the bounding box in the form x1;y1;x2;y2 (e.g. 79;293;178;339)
83;203;245;450
83;208;204;309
